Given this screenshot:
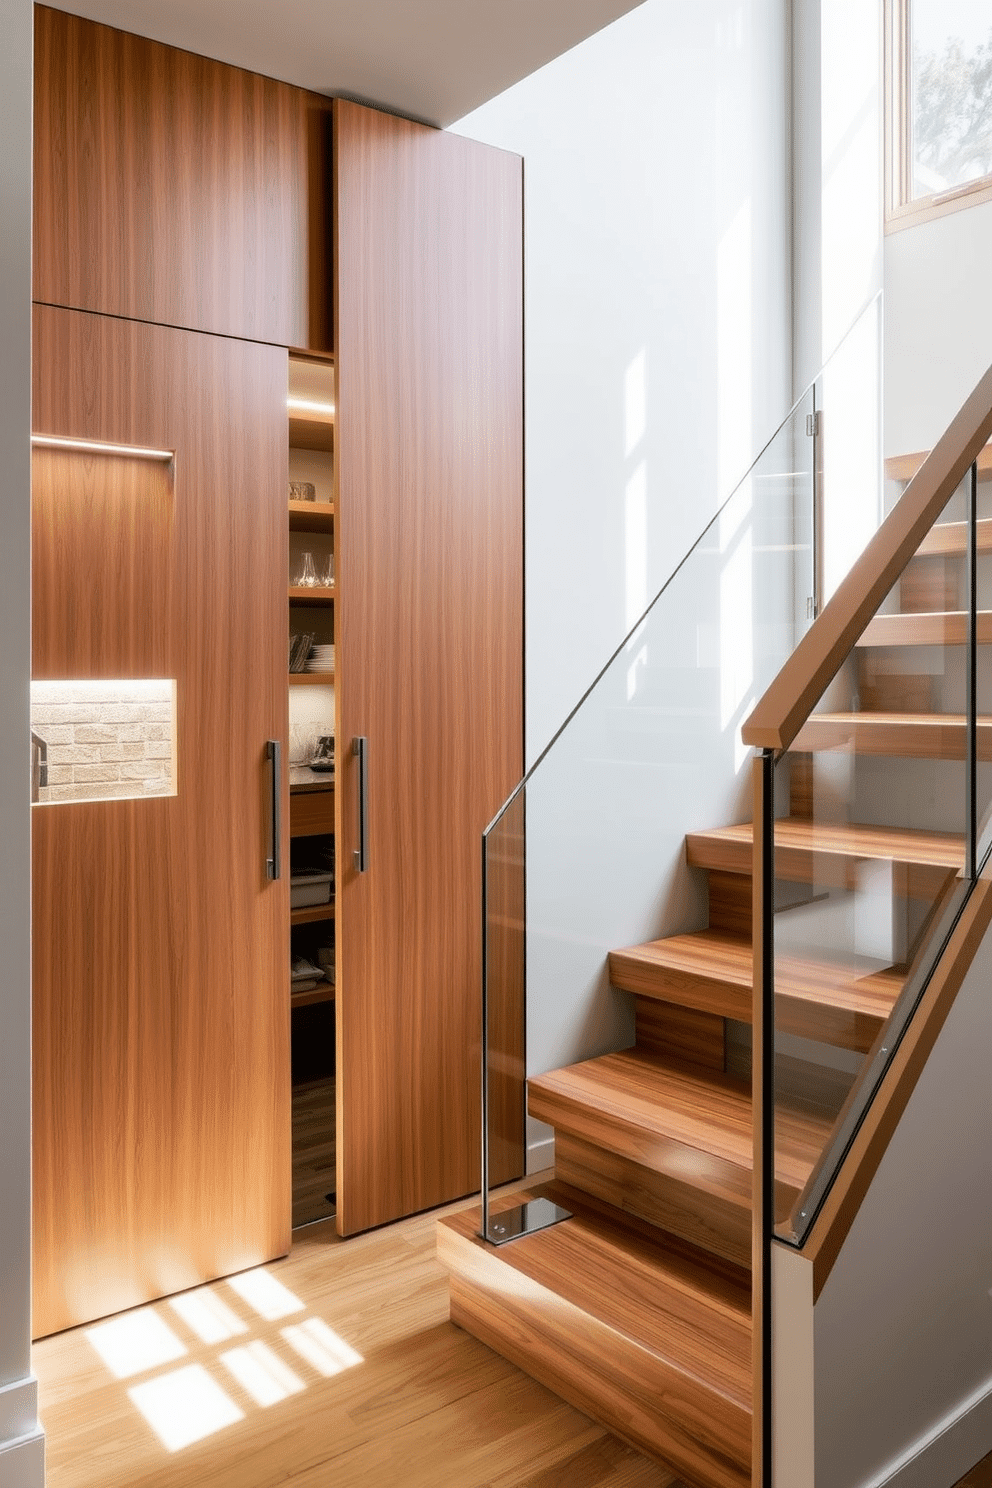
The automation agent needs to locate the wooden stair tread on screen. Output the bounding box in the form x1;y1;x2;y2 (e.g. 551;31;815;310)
795;711;992;759
856;609;992;647
442;1188;751;1410
610;930;903;1025
916;516;992;555
528;1048;832;1196
439;1188;753;1485
885;445;992;484
686;817;964;875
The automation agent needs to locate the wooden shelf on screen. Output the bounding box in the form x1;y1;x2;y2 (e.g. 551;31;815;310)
291;901;336;926
289;584;334;605
289;499;334;533
289;412;334;453
291;983;335;1008
289;672;335;686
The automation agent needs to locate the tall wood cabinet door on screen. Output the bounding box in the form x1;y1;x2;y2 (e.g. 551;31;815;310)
31;305;291;1338
333;100;524;1235
34;3;332;350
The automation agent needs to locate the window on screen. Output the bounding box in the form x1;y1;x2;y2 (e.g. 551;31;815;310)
887;0;992;228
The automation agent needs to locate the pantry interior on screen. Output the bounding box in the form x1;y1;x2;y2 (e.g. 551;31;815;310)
287;353;337;1228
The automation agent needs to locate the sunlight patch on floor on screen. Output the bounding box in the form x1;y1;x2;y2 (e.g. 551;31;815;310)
226;1268;306;1321
220;1341;306;1407
281;1316;363;1377
84;1309;187;1379
128;1363;244;1451
169;1288;249;1344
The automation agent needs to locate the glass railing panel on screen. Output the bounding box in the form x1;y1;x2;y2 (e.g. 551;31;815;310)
773;473;973;1244
482;785;526;1205
481;386;816;1233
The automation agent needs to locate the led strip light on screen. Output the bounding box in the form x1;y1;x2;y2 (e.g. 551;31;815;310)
32;434;174;462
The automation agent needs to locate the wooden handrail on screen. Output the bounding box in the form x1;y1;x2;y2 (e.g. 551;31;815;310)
800;864;992;1299
742;361;992;752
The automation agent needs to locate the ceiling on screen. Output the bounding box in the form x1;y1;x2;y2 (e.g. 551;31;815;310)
52;0;646;126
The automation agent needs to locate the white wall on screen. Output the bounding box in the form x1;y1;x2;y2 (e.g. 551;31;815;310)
454;0;793;1155
454;0;792;764
885;199;992;456
0;2;44;1484
813;925;992;1488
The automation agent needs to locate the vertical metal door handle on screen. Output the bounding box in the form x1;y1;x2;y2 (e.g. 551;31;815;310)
353;736;368;872
266;739;281;881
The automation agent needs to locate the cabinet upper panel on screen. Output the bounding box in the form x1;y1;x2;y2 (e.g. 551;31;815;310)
33;5;332;351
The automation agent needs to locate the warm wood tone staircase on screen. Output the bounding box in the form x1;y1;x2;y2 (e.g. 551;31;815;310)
439;468;990;1487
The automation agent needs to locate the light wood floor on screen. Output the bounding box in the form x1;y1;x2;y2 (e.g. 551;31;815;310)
292;1076;336;1229
32;1185;992;1488
34;1184;684;1488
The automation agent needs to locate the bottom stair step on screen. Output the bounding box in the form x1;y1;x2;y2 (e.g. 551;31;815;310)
438;1185;751;1488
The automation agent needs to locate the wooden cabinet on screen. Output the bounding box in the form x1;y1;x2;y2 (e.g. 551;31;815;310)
33;4;332;351
31;304;291;1338
332;100;523;1235
30;11;523;1306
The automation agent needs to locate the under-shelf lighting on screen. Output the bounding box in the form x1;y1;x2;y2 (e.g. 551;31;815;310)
32;434;174;462
287;398;335;417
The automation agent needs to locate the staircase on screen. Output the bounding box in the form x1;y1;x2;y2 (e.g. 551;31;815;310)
439;389;992;1488
439;806;961;1486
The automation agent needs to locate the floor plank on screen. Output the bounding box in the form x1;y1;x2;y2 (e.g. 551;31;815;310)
34;1184;685;1488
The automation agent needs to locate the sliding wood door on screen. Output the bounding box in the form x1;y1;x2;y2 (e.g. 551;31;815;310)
31;305;290;1337
333;100;524;1235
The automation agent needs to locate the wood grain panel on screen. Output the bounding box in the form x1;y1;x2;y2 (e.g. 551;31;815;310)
707;871;752;937
31;304;290;1338
856;654;934;713
34;4;332;349
439;1192;752;1488
333;100;523;1233
554;1133;751;1271
744;360;992;750
289;787;335;837
634;999;726;1071
789;752;814;819
900;555;958;613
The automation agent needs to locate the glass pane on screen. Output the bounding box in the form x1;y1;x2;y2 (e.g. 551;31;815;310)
482;387;816;1227
483;788;527;1200
774;474;970;1243
911;0;992;199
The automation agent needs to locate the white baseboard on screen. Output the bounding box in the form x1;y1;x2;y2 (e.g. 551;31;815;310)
526;1135;554;1175
862;1373;992;1488
0;1428;44;1488
0;1381;38;1453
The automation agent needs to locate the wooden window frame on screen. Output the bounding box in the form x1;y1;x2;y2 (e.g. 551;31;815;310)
885;0;992;234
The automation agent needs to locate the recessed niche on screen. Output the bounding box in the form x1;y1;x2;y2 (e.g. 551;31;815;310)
31;678;177;805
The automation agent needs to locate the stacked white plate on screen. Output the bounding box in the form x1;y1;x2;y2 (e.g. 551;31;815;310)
306;644;335;674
